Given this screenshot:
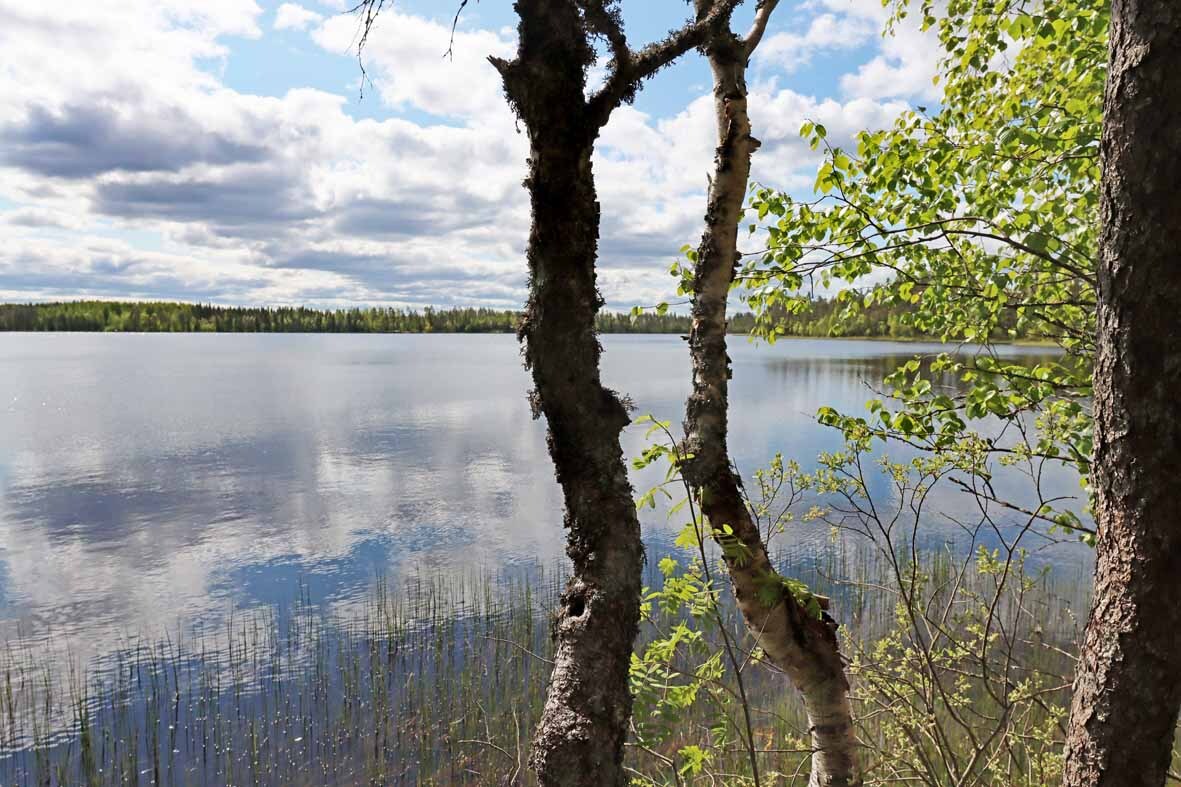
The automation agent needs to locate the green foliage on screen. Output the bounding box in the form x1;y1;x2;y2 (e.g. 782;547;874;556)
745;0;1103;351
3;297;999;340
629;417;822;785
0;300;745;335
634;3;1111;779
630;557;729;750
626;419;1084;784
0;301;525;333
852;558;1070;787
814;441;1076;786
740;0;1104;541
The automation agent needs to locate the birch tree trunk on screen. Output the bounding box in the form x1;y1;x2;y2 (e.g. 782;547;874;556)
354;2;745;781
485;3;743;783
680;5;859;785
1062;2;1181;785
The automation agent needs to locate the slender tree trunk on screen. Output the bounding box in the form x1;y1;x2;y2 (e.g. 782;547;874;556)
521;134;643;787
519;132;644;787
1063;3;1181;786
352;1;752;783
496;6;642;785
681;13;859;787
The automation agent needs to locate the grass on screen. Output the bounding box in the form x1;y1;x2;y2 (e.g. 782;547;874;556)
0;544;1088;786
0;568;556;787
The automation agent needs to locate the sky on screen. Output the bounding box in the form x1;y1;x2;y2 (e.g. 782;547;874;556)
0;0;942;311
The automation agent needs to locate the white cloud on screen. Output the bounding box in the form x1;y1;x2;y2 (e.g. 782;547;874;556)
587;78;911;306
1;207;88;231
274;3;324;32
312;10;517;123
839;33;941;100
755;0;942;102
817;0;943;101
0;0;924;311
0;0;536;308
757;13;878;73
802;0;891;24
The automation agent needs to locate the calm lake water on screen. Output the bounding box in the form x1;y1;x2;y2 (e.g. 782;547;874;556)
0;333;1086;666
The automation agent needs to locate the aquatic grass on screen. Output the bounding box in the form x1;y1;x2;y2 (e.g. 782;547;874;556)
0;568;549;786
0;546;1088;786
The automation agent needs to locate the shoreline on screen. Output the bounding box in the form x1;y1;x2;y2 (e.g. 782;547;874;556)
0;329;1057;346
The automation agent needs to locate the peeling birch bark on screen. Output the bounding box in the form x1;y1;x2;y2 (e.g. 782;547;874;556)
680;5;859;785
485;3;745;784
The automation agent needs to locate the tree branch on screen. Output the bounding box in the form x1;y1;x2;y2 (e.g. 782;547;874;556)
350;0;476;66
743;0;781;56
586;0;743;127
575;0;630;68
443;0;474;60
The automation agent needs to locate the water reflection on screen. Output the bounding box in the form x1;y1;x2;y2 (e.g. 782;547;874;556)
0;333;1082;666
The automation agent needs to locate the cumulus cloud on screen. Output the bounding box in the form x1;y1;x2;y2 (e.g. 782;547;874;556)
0;0;923;310
312;10;517;122
757;13;879;73
2;207;86;230
595;85;909;243
0;0;535;307
274;3;324;31
94;168;319;234
0;235;286;303
840;35;942;100
810;0;944;100
1;103;270;178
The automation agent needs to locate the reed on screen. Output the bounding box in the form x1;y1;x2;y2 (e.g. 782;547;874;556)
0;545;1087;786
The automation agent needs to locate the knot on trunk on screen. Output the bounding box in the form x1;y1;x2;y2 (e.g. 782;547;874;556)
679;430;723;488
599;387;632;433
682;392;729;486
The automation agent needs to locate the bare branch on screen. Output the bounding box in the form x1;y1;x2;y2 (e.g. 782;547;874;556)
743;0;782;56
629;0;741;81
443;0;474;60
587;0;744;127
347;0;393;98
349;0;476;81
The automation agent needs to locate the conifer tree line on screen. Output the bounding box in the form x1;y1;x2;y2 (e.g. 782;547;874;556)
0;297;976;338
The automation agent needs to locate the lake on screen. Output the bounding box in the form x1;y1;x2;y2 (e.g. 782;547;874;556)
0;333;1087;668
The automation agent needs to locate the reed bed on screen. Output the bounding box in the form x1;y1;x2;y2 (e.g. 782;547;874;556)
0;544;1088;786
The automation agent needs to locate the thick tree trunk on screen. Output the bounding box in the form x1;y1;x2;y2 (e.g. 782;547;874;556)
1062;3;1181;786
681;23;859;787
495;5;642;785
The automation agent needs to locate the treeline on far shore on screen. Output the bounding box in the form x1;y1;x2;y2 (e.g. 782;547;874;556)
0;298;935;338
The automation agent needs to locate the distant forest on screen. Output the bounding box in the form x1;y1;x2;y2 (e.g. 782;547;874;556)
0;299;934;338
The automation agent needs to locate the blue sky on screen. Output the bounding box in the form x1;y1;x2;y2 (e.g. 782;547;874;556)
0;0;941;310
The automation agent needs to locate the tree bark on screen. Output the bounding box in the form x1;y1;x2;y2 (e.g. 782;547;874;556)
1062;3;1181;786
521;133;643;787
346;0;754;783
494;7;641;786
681;10;859;786
490;2;737;782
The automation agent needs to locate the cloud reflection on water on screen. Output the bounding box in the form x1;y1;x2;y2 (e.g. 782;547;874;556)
0;334;1084;667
